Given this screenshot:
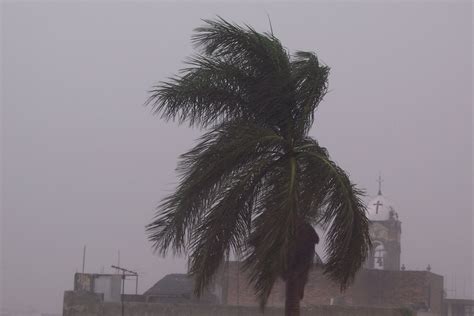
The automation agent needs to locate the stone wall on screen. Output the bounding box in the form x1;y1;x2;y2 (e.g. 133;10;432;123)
350;269;443;312
217;262;443;314
73;273;121;302
63;290;410;316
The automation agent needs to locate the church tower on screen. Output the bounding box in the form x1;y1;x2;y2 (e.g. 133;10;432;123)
365;176;401;271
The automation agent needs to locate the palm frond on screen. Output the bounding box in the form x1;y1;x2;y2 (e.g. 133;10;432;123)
297;142;371;290
193;17;293;130
242;157;298;308
146;121;285;256
188;157;277;296
291;51;330;136
146;55;253;127
147;18;370;310
192;17;290;77
147;17;296;132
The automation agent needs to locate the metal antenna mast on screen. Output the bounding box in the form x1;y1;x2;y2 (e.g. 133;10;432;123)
82;245;86;273
111;265;139;316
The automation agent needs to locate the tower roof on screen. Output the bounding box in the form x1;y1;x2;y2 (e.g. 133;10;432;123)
366;193;398;221
366;175;398;221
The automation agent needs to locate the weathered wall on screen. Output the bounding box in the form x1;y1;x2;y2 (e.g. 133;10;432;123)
416;312;441;316
74;273;121;302
350;269;443;313
425;272;444;314
74;274;94;292
217;262;443;313
63;291;103;316
63;290;409;316
366;220;402;271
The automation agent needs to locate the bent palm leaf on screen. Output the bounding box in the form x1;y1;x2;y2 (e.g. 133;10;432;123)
146;17;371;314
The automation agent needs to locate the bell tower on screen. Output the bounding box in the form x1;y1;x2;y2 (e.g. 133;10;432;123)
365;175;401;271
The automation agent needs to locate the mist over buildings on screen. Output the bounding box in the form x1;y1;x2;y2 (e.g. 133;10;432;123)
1;1;472;314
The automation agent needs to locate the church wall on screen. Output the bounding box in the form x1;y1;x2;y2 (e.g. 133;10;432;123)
217;262;358;307
217;262;444;314
367;220;402;271
425;272;444;314
217;262;342;307
63;290;409;316
351;269;442;312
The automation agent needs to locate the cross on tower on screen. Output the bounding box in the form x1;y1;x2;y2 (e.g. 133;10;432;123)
377;173;383;195
373;200;383;214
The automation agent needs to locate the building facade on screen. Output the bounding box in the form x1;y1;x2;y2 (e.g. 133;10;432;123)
364;184;402;271
214;261;444;314
213;182;445;315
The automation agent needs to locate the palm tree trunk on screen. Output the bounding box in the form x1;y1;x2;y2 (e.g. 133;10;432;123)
285;275;301;316
284;220;319;316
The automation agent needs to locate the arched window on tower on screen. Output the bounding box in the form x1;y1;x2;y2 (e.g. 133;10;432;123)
373;243;386;270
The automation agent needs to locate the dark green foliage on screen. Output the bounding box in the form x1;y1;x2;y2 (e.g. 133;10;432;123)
146;17;371;308
398;307;415;316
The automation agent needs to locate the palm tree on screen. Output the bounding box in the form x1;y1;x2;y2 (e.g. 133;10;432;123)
146;18;371;316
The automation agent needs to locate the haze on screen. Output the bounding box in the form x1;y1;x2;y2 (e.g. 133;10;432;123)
1;1;472;314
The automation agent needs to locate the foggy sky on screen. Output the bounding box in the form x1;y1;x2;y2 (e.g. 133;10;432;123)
1;1;472;313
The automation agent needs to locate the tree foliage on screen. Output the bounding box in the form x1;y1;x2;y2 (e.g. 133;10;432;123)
146;17;371;308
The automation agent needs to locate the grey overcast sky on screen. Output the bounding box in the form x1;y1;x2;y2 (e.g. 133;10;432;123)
1;1;472;314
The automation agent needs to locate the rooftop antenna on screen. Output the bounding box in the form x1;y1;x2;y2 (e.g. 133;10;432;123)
111;265;139;297
116;249;120;274
82;245;86;273
266;13;274;36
